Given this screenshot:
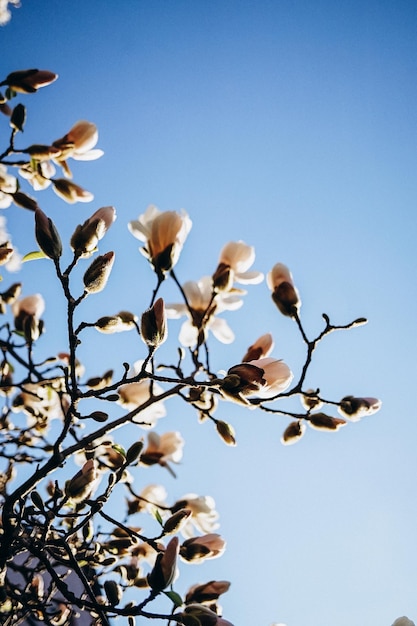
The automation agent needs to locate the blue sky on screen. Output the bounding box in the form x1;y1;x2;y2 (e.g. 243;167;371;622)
1;2;417;625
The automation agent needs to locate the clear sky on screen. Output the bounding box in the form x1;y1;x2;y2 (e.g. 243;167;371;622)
1;2;417;625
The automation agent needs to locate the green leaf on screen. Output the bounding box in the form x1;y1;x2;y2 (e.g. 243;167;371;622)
22;250;48;262
112;444;126;458
163;590;183;608
153;508;163;526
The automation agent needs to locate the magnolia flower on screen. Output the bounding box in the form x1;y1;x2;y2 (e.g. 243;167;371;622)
0;164;17;208
1;68;58;93
128;205;192;276
12;294;45;342
222;357;293;403
267;262;301;317
53;120;103;178
70;206;116;257
242;333;274;362
140;431;184;467
127;483;168;516
180;533;226;563
212;240;263;291
166;276;242;347
19;161;56;190
117;373;166;429
0;215;20;272
11;382;63;428
147;536;179;591
174;494;219;538
338;396;382;421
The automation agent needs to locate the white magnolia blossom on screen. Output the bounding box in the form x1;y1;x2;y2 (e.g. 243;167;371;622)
117;360;166;428
267;262;301;316
53;120;103;177
225;357;294;401
178;493;220;538
0;215;21;271
0;164;17;208
11;382;64;428
128;204;192;274
19;161;56;191
166;276;243;347
12;293;45;320
143;431;184;464
216;240;264;285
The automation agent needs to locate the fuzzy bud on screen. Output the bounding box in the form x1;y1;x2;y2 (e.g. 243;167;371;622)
83;251;115;294
35;208;62;259
147;537;179;591
215;420;236;446
141;297;167;348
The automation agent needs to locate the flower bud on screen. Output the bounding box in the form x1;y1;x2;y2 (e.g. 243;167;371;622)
163;509;192;535
2;69;58;93
300;389;323;411
83;251;115;294
147;537;179;591
338;396;382;421
1;282;21;304
267;263;301;317
281;420;306;445
309;413;346;431
65;459;98;502
70;206;116;256
10;103;26;132
126;440;144;464
104;580;122;606
185;580;231;604
180;534;226;563
141;297;167;348
35;208;62;259
11;191;39;211
52;178;93;203
0;242;14;266
215;420;236;446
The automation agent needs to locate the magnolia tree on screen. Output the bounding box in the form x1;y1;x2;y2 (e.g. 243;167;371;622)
0;69;387;626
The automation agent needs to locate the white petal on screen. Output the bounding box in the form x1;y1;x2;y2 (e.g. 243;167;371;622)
235;270;264;284
128;220;149;242
179;320;199;347
210;318;235;344
165;303;188;319
73;149;104;161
